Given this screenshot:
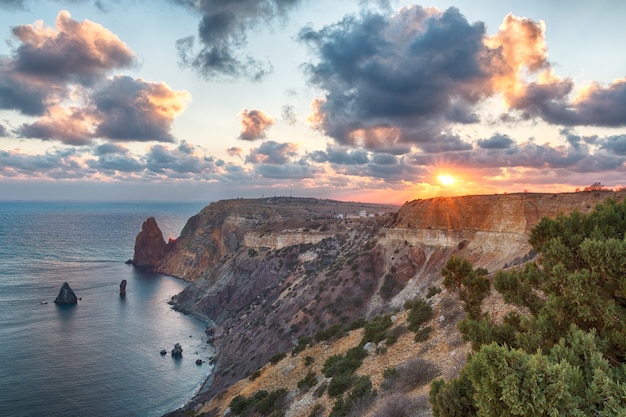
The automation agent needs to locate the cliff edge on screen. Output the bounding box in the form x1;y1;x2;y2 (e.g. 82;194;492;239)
132;191;626;416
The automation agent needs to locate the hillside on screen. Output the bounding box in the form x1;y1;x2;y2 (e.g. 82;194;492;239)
131;190;626;417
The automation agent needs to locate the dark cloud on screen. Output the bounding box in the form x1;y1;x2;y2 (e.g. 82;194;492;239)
94;143;128;155
175;0;303;80
239;109;275;141
300;6;496;151
599;135;626;156
255;161;318;180
0;123;7;137
90;152;143;173
246;140;298;164
301;7;626;155
477;134;515;149
309;145;369;165
93;76;189;142
0;66;56;116
0;0;27;10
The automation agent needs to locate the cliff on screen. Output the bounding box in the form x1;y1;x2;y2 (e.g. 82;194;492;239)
135;191;626;416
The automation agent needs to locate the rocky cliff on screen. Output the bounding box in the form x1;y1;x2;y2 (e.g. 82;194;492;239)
134;191;626;415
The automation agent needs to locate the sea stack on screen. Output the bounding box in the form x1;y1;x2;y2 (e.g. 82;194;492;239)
54;282;78;304
171;343;183;357
132;217;167;269
119;279;127;296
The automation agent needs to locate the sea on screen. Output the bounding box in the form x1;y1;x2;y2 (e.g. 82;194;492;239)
0;201;214;417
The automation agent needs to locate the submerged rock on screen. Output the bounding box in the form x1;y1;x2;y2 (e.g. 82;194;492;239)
54;282;78;304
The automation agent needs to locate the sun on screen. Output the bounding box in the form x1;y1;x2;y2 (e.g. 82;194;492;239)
438;174;455;186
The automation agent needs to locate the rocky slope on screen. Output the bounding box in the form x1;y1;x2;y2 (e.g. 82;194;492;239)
134;191;626;416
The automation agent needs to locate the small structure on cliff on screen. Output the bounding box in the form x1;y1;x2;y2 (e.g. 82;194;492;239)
119;279;127;296
54;282;78;304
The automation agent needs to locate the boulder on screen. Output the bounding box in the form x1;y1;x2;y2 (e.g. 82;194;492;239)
195;359;203;365
171;343;183;357
54;282;78;304
132;217;167;268
160;349;167;356
119;279;127;296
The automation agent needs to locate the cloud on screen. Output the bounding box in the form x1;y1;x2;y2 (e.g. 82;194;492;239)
599;135;626;156
93;76;190;142
174;0;303;80
246;140;298;164
1;11;189;145
0;0;27;10
300;6;493;152
477;134;515;149
226;146;243;158
309;145;370;165
16;76;190;145
281;104;297;125
301;7;626;155
94;142;129;155
0;123;7;137
10;10;135;86
239;109;275;141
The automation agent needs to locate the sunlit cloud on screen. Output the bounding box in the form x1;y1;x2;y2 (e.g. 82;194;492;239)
239;109;275;141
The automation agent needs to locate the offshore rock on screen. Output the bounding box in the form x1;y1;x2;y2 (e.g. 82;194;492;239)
119;279;127;295
132;217;167;269
171;343;183;357
54;282;78;304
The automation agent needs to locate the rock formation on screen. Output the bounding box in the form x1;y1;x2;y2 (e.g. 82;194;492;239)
171;343;183;357
54;282;78;304
142;191;626;415
132;217;167;269
119;279;127;296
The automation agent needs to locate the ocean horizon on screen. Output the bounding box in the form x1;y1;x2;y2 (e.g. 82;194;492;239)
0;201;213;417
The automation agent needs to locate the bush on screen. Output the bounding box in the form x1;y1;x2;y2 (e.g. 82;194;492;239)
269;352;287;364
361;314;393;345
230;389;288;416
304;355;314;366
298;370;318;391
414;326;432;342
292;336;313;356
426;285;442;298
249;369;261;381
372;393;428;417
315;323;344;342
308;403;324;417
327;372;354;397
395;358;440;391
406;298;433;332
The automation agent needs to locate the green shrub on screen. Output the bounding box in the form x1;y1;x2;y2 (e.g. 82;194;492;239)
406;299;433;332
315;323;344;342
304;355;314;366
327;372;354;397
414;326;432;342
298;370;318;390
361;314;393;345
426;285;442;298
269;352;286;364
292;336;313;356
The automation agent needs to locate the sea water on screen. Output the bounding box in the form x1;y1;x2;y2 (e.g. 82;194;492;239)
0;201;212;417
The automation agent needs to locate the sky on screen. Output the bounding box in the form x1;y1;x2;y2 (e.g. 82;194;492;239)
1;0;625;203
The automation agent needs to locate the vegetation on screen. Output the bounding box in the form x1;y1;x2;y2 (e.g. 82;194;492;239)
431;198;626;416
229;388;288;416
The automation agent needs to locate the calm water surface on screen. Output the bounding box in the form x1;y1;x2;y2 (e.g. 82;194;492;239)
0;201;213;417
